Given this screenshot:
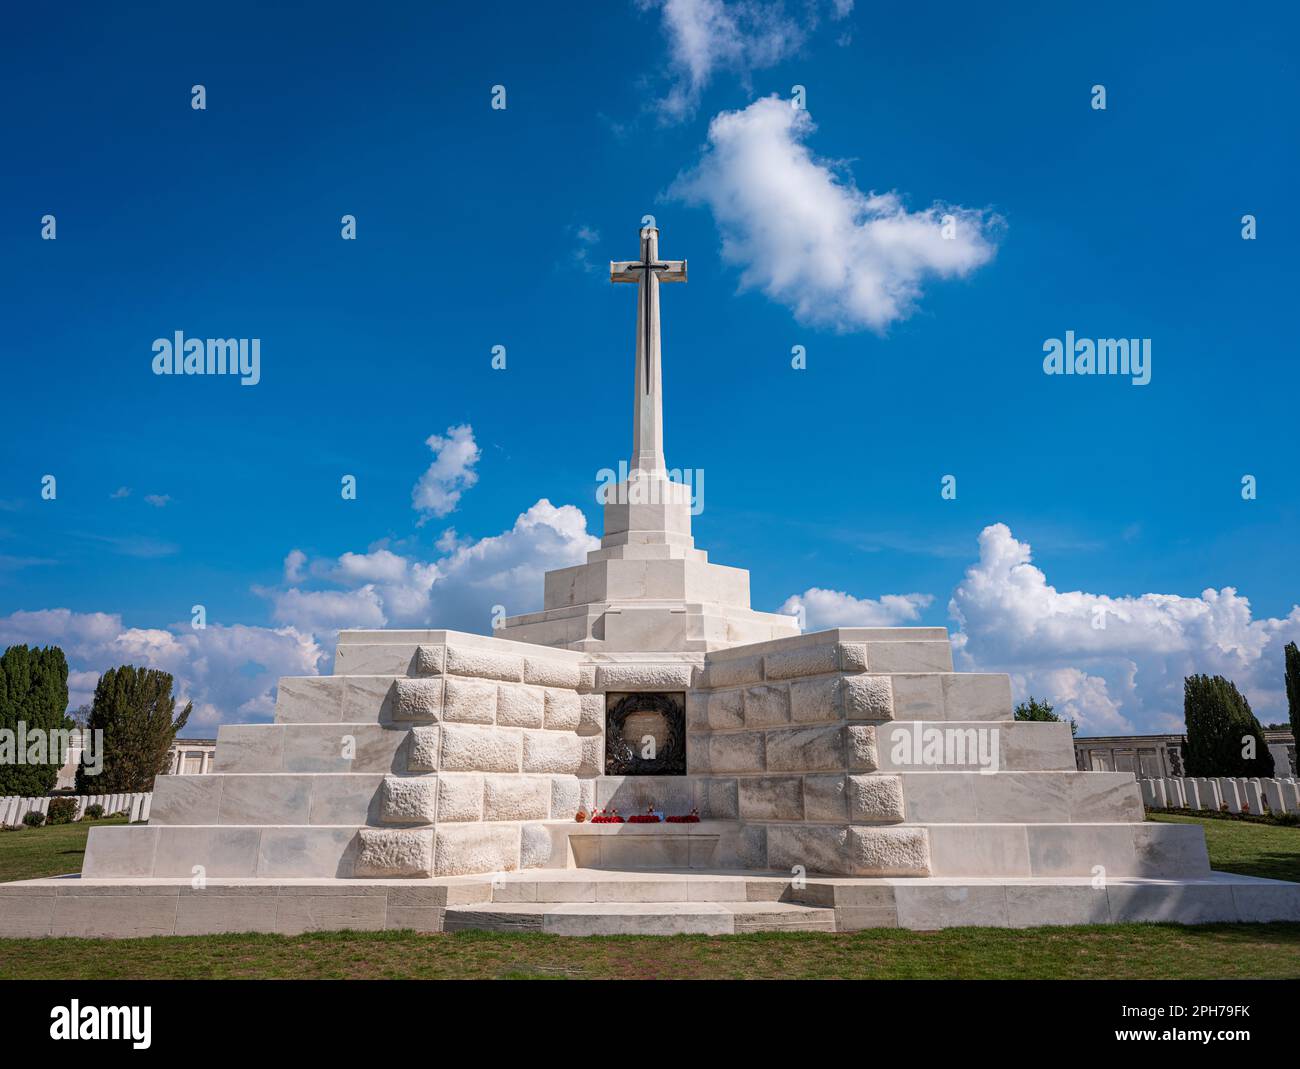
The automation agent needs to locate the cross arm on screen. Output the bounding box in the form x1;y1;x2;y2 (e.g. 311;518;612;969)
610;261;640;283
658;259;687;283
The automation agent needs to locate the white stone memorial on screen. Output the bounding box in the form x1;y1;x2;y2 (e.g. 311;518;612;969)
3;225;1298;937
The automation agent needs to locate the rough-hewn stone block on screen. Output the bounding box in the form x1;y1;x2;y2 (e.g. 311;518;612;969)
445;645;524;682
838;643;869;672
738;776;804;821
413;645;445;677
848;725;878;771
380;777;437;824
520;823;553;869
706;655;764;688
744;684;790;727
407;726;440;772
495;683;544;727
849;775;904;823
550;775;581;819
699;778;738;819
436;773;484;821
483;775;550;821
439;724;521;773
764;644;837;681
737;825;767;868
708;731;765;773
789;676;842;723
434;824;520;876
844;675;894;720
594;663;695;691
392;678;443;721
522;730;583;774
579;735;603;776
442;678;497;724
523;656;581;689
765;725;844;772
849;826;929;876
578;693;605;736
685;690;708;729
543;688;582;731
686;733;711;772
355;829;433;878
766;825;848;875
706;689;745;729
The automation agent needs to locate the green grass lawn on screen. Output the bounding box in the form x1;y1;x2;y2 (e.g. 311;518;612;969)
0;813;1296;979
2;924;1297;980
1147;812;1300;882
0;816;129;882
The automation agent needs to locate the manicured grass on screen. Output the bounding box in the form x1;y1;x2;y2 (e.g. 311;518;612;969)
1;813;1297;978
0;816;129;883
0;923;1297;979
1147;812;1300;883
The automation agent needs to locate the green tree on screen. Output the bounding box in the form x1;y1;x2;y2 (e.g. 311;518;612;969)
1182;673;1274;777
0;645;71;795
1285;641;1300;745
1013;695;1078;736
76;666;191;793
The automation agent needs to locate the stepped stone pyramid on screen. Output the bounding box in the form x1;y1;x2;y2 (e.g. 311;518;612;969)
4;225;1298;937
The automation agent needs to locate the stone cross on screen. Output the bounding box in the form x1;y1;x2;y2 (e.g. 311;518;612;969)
611;226;686;474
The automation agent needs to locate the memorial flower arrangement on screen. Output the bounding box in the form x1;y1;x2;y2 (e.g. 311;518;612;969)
590;808;624;824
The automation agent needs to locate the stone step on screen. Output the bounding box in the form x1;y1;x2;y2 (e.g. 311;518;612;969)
922;820;1211;878
490;872;779;903
899;771;1144;824
442;899;836;935
874;720;1076;771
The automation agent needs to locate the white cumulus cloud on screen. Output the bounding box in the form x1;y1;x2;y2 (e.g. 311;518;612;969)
670;97;1000;331
779;587;933;628
642;0;852;122
949;524;1300;734
412;424;480;520
0;609;323;728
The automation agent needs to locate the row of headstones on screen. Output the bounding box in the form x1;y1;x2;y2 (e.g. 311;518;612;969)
0;792;152;828
1140;777;1300;815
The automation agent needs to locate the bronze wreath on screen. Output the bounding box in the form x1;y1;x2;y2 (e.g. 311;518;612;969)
604;692;687;776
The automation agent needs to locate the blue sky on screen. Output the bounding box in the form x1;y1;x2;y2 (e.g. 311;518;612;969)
1;0;1297;734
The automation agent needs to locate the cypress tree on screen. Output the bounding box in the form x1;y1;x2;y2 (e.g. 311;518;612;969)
1182;673;1274;777
76;665;191;793
0;645;71;795
1285;641;1300;750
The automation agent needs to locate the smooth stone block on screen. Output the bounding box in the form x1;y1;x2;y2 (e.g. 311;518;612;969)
219;774;312;825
